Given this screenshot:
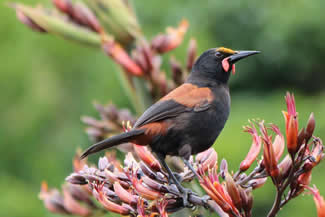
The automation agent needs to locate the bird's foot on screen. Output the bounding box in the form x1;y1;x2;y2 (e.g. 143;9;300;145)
177;186;195;208
200;195;210;209
168;172;183;184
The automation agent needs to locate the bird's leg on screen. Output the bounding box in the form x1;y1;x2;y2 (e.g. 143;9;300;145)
156;153;192;207
182;157;200;180
179;145;200;180
182;157;212;207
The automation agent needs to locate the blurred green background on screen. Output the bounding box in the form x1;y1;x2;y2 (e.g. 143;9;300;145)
1;0;325;216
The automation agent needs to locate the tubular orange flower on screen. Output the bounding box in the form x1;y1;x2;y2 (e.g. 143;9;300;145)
132;177;162;200
102;36;143;76
93;185;131;215
133;144;162;171
240;122;261;172
62;186;92;217
270;124;285;161
283;92;299;156
298;170;312;187
278;154;292;179
304;138;324;171
306;186;325;217
137;198;148;217
39;181;70;215
260;122;279;180
310;139;324;167
225;173;242;210
198;167;239;216
306;112;316;140
157;199;169;217
196;147;218;173
151;19;189;53
113;182;138;206
73;149;87;172
247;177;267;189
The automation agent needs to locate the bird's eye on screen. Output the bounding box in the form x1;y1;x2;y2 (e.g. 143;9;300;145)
215;52;223;58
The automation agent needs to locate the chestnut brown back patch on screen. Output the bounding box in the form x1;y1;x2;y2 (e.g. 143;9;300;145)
160;83;213;108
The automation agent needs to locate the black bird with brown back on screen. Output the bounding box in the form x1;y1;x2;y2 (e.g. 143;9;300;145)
81;47;260;205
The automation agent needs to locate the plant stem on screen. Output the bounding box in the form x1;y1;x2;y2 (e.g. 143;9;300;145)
267;188;282;217
237;166;263;185
267;159;296;217
133;77;153;112
114;67;144;114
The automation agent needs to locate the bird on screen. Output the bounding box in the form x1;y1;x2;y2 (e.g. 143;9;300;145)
81;47;260;205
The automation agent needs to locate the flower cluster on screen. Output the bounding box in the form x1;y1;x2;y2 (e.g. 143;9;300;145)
81;103;135;143
191;92;324;217
233;92;323;217
40;147;218;217
38;93;324;217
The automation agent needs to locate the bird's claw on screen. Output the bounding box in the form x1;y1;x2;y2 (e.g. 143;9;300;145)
168;172;183;184
179;187;194;208
201;195;210;209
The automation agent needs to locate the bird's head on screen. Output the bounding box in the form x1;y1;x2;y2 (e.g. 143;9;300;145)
190;47;260;84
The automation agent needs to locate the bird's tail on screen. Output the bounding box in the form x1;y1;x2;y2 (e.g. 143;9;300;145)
80;129;145;159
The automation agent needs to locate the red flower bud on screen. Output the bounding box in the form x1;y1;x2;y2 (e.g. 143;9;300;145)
240;190;253;217
287;115;298;155
199;168;240;216
186;38;197;71
225;173;242;210
289;170;311;196
260;122;279;180
151;19;189;53
220;159;228;179
297;127;306;151
240;123;261;171
298;170;312;187
196;148;218;173
170;57;184;86
132;177;162;200
63;186;92;216
133;144;162;171
16;9;47;33
270;125;285;161
113;182;138;206
142;176;169;193
306;186;325;217
247;177;267;189
283;93;299;156
94;187;131;215
39;182;70;215
157;199;169;217
102;37;143;76
53;0;73;15
278;154;292;179
65;184;96;208
73;149;87;172
304;138;324;170
306;112;316;140
73;2;102;33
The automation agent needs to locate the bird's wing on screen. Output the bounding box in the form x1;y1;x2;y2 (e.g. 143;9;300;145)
134;83;214;128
